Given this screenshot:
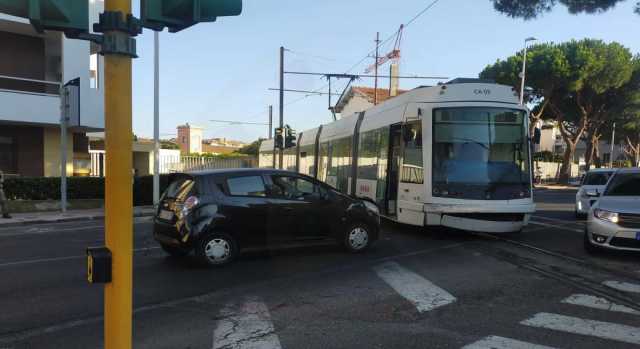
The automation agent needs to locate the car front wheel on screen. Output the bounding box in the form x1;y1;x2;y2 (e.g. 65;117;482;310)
196;233;237;267
343;223;372;253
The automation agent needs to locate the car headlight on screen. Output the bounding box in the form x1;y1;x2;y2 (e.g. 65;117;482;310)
362;200;379;214
594;209;619;224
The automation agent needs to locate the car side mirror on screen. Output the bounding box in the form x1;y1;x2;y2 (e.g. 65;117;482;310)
585;190;600;198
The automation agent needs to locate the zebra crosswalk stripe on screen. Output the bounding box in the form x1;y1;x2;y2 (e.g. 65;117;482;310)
461;335;557;349
562;294;640;315
521;312;640;345
602;280;640;294
373;261;456;313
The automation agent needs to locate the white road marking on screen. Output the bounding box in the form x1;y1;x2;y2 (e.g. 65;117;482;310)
212;299;282;349
521;312;640;345
603;281;640;294
373;261;456;312
562;294;640;315
462;335;557;349
528;221;583;233
0;247;161;268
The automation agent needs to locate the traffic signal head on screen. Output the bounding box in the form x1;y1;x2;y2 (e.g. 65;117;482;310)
141;0;242;32
0;0;89;34
285;127;297;149
274;127;284;149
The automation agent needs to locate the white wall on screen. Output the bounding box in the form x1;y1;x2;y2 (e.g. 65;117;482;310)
339;95;372;119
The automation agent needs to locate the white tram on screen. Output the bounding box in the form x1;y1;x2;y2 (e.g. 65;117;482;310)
259;79;536;233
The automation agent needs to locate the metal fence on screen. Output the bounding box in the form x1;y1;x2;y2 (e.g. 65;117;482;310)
169;156;258;172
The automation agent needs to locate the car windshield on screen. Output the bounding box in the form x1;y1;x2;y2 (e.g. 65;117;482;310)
604;173;640;196
582;172;613;185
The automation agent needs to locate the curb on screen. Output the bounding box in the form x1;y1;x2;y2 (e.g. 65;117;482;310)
0;211;154;228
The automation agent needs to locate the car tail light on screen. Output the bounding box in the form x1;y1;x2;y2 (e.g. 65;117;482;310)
181;196;199;217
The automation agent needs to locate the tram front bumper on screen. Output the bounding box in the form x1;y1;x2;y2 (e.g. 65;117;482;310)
424;202;536;233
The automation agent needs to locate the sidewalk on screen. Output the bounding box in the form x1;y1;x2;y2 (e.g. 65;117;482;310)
0;206;155;227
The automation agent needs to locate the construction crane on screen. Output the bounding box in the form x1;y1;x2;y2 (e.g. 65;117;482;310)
365;24;404;74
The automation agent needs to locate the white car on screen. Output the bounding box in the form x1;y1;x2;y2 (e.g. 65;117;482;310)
575;168;615;218
584;168;640;253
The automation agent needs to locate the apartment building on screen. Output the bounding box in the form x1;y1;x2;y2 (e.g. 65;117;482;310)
0;1;104;177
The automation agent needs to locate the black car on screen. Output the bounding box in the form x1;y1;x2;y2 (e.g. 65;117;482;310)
153;168;380;266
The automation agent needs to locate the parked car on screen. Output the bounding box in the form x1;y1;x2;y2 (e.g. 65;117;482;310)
575;168;615;218
584;168;640;253
153;168;380;266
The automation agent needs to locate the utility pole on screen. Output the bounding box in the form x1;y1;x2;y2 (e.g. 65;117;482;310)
268;105;273;139
104;1;134;348
279;46;285;169
153;31;160;206
374;32;380;105
60;89;68;213
610;122;616;168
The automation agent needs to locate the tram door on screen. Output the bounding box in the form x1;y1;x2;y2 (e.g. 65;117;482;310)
385;124;403;217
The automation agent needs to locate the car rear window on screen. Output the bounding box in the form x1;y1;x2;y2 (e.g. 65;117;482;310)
226;176;267;197
163;176;195;200
604;173;640;196
582;172;613;185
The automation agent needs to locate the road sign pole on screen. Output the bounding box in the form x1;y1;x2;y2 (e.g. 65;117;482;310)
279;46;284;169
103;1;133;348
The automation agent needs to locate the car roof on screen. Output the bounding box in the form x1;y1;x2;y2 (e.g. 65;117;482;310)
613;167;640;174
587;168;616;173
183;168;302;178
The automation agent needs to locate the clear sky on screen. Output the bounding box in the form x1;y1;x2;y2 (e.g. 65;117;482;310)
130;0;640;142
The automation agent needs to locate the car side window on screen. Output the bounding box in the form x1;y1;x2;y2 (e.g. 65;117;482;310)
226;176;267;197
270;176;318;200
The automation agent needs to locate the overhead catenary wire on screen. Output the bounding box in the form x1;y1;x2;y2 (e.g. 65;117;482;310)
243;0;444;123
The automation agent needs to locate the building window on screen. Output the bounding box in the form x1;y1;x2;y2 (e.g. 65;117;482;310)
0;136;17;174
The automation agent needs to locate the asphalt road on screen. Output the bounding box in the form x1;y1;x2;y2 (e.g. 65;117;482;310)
0;188;639;349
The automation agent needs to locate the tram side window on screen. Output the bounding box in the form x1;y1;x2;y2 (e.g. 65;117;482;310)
318;142;331;182
357;127;390;206
299;144;315;176
329;137;352;193
401;122;424;184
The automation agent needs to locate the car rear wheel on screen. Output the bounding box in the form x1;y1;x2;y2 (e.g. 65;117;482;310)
583;231;601;254
196;233;237;266
343;223;372;253
160;243;189;258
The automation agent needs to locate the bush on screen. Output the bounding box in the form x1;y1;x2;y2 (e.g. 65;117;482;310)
4;175;172;206
533;151;563;163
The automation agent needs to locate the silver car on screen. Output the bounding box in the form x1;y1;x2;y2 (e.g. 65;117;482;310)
584;168;640;252
575;168;615;218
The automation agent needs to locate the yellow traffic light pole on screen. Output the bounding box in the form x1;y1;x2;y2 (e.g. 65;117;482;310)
103;0;133;348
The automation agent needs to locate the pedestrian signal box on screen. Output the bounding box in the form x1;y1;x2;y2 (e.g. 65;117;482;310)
87;247;112;284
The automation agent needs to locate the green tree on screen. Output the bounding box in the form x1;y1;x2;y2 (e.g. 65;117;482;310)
480;43;569;137
491;0;639;19
480;39;636;182
234;139;264;156
160;140;179;150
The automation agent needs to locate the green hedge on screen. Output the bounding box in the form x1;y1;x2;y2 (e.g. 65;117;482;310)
4;175;172;206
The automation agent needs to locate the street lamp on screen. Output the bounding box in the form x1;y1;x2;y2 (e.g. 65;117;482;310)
519;37;537;105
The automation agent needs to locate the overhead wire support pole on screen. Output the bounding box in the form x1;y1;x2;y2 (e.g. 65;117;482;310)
153;30;160;206
268;105;273;139
374;32;380;105
279;46;285;169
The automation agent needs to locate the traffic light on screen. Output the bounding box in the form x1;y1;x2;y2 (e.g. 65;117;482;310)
274;127;284;150
0;0;89;34
141;0;242;32
285;126;297;149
